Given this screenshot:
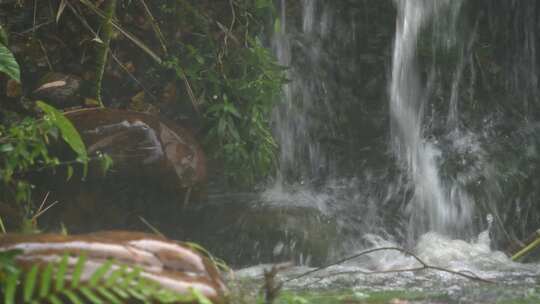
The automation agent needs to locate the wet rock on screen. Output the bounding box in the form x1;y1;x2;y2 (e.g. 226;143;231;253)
0;231;229;303
180;196;339;267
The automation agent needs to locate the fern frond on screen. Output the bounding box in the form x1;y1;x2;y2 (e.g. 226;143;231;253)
2;253;214;304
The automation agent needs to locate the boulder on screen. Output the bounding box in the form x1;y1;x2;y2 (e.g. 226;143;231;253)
36;108;206;233
0;231;228;303
64;108;206;189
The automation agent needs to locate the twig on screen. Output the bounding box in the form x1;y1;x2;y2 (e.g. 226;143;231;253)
32;192;59;222
33;0;38;34
78;0;163;64
182;187;192;208
180;70;200;113
138;216;165;238
0;216;6;234
66;2;157;102
14;21;54;35
109;52;158;102
138;0;167;55
37;39;54;71
284;247;494;284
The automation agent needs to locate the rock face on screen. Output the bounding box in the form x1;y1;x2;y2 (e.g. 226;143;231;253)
0;231;228;303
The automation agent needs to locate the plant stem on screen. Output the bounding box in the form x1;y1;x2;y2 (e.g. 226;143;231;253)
511;230;540;261
91;0;117;107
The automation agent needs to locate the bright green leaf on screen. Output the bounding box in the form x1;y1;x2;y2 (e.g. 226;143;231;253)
54;254;69;291
71;254;87;288
80;286;103;304
89;259;112;287
23;265;39;302
36;101;87;161
39;262;53;298
0;43;20;82
4;271;19;304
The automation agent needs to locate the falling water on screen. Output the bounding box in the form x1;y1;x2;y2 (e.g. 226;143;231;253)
268;0;540;255
271;0;334;185
390;0;473;240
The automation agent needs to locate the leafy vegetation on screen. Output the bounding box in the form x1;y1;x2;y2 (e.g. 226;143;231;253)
0;43;19;83
3;0;285;186
0;33;106;231
162;0;284;185
0;251;212;304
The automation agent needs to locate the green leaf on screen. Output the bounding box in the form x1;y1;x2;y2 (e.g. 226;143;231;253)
190;288;213;304
54;254;69;291
0;24;8;45
0;143;14;153
110;286;129;299
105;265;126;286
63;290;84;304
126;287;145;301
80;286;103;304
47;294;63;304
71;254;87;288
89;259;112;286
39;262;53;298
0;43;20;82
121;267;140;287
96;286;122;304
36;101;87;161
23;265;39;302
66;165;73;181
4;271;19;304
99;154;113;175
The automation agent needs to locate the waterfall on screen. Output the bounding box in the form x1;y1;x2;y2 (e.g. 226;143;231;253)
268;0;540;250
390;0;474;240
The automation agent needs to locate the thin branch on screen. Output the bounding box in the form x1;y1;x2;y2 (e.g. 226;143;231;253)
109;52;158;102
78;0;163;64
284;247;494;285
138;0;168;55
66;2;156;102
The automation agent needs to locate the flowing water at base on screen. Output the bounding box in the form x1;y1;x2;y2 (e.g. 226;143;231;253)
236;230;540;303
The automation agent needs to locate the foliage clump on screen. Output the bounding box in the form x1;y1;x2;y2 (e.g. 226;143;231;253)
162;0;285;185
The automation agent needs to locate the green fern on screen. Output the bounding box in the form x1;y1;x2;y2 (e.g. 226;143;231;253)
2;253;213;304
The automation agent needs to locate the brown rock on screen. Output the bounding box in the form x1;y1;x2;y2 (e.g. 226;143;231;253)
64;108;206;189
0;231;228;303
